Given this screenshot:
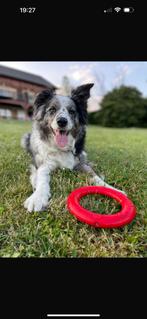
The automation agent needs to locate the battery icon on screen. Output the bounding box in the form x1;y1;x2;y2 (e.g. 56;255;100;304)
123;7;134;13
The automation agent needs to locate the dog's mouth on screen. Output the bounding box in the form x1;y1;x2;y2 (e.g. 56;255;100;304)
51;128;69;148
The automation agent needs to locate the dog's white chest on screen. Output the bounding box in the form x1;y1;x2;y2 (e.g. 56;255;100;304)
57;151;77;169
35;141;78;170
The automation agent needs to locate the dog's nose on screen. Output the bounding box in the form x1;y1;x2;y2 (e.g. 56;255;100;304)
57;117;68;128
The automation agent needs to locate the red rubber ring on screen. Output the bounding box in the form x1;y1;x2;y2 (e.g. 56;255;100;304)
67;186;136;228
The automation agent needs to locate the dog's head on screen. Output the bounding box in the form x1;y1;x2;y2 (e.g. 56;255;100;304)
33;83;94;148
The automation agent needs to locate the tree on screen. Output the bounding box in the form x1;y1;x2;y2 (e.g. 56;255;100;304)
88;85;147;128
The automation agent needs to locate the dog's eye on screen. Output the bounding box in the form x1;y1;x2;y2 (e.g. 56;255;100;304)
48;107;56;114
69;109;75;115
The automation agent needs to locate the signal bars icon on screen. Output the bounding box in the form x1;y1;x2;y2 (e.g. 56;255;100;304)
104;8;112;13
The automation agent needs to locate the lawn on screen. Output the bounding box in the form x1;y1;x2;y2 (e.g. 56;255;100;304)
0;119;147;257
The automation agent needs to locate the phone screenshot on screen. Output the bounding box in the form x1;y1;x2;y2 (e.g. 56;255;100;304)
0;1;146;319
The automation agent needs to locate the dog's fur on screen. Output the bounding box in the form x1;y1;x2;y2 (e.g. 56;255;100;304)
21;83;123;212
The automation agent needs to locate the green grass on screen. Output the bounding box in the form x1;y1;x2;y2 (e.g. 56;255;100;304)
0;119;147;257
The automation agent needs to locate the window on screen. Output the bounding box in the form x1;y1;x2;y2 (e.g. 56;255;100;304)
17;110;26;120
22;90;35;104
17;90;24;100
27;92;35;104
0;89;16;99
0;108;12;118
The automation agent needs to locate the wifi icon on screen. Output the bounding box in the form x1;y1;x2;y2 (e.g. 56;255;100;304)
114;7;121;13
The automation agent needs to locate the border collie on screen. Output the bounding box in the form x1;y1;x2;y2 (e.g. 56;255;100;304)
21;83;123;212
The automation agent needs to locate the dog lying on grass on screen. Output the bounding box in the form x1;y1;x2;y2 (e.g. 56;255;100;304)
21;83;123;212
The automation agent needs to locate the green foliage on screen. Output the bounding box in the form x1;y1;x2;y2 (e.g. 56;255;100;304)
88;85;147;127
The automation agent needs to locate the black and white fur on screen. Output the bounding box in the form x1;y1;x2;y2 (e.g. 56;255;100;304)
21;84;124;212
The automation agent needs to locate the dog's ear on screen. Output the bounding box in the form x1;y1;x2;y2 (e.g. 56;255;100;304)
71;83;94;101
33;88;55;120
71;83;94;125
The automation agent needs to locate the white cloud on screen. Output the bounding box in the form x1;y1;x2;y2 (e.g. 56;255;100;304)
88;96;103;112
69;63;95;84
68;63;104;112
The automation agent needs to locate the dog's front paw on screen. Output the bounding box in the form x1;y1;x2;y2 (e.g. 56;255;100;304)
24;192;51;212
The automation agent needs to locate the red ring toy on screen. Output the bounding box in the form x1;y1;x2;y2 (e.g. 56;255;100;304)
67;186;136;228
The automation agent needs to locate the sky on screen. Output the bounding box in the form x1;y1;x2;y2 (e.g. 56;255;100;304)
1;61;147;111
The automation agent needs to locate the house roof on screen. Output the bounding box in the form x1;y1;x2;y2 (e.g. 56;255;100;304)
0;65;56;88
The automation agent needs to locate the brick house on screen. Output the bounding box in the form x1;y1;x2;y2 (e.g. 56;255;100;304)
0;65;56;120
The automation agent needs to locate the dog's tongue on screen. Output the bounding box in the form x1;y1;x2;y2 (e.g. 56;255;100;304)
54;130;68;148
